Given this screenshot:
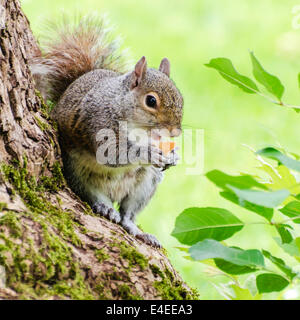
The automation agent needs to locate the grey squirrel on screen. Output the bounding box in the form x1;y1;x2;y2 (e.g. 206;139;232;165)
31;15;183;247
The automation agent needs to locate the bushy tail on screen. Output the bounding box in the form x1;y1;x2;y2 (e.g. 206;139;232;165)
30;14;129;103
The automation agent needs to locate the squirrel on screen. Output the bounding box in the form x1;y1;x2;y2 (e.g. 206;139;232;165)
31;15;183;247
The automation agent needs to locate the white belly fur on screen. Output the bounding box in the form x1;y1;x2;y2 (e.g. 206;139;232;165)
70;149;141;203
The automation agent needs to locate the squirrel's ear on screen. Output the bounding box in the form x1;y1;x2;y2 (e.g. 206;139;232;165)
131;56;147;90
159;58;170;77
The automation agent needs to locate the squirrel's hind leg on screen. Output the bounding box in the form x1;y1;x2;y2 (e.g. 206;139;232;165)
119;167;163;248
62;152;121;223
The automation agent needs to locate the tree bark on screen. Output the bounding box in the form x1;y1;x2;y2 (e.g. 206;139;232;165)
0;0;197;300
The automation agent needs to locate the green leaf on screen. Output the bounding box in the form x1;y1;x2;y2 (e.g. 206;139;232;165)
229;284;262;300
171;207;244;245
260;164;300;197
206;170;267;191
256;273;289;293
274;237;300;262
257;147;300;173
290;152;300;160
244;274;260;297
275;224;293;244
298;73;300;89
205;58;259;94
262;250;297;280
228;185;289;208
189;239;265;267
220;191;273;221
214;258;258;275
250;52;284;101
174;247;189;253
279;201;300;223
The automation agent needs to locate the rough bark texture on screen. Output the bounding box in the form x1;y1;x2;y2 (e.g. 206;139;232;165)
0;0;197;300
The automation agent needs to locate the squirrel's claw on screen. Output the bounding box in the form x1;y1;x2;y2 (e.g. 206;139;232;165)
136;233;162;248
159;149;180;171
92;202;121;224
121;219;162;248
150;146;179;170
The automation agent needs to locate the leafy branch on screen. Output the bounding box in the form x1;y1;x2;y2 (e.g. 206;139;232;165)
205;52;300;110
172;54;300;299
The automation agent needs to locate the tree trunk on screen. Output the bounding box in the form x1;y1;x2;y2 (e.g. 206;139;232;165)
0;0;197;300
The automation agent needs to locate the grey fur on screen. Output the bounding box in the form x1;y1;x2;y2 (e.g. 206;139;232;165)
33;17;183;247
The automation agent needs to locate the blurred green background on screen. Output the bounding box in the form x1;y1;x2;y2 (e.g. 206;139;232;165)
21;0;300;299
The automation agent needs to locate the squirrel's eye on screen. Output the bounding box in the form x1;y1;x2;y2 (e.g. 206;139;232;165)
145;95;157;108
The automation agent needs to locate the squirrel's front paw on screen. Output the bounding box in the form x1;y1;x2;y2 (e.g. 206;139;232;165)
161;149;179;171
151;147;179;170
92;202;121;223
150;146;178;169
